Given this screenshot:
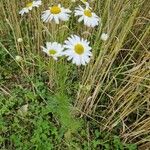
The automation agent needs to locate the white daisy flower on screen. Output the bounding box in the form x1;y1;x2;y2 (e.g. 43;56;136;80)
19;0;42;16
41;42;64;60
64;35;92;66
75;4;100;27
41;4;71;24
101;33;109;41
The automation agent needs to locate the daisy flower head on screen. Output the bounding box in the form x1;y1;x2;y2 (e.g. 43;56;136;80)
41;4;71;24
19;0;42;16
41;42;64;60
64;35;92;66
75;3;100;27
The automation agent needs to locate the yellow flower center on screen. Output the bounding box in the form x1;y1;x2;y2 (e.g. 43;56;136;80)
49;49;57;55
74;44;84;55
50;6;61;14
81;0;87;2
26;2;33;8
84;9;92;17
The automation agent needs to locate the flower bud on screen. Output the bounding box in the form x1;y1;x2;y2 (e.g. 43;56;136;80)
15;55;23;62
101;33;109;41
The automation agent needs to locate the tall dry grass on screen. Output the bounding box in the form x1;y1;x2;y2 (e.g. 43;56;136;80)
75;0;150;145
